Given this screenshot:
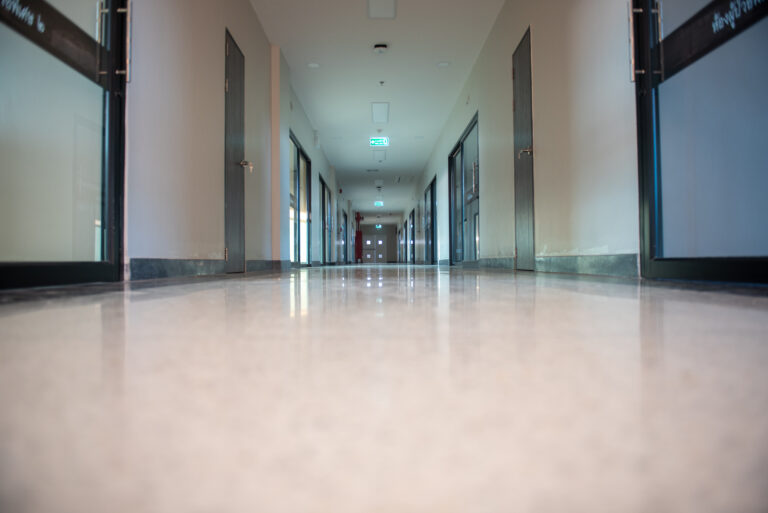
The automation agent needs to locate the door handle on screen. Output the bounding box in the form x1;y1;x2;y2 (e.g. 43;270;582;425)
517;147;533;159
239;161;254;173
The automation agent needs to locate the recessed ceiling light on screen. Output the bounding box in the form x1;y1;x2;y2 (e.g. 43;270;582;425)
437;61;451;68
369;0;397;19
308;63;320;69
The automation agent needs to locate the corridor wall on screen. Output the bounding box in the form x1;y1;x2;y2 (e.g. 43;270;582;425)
415;0;640;276
125;0;272;278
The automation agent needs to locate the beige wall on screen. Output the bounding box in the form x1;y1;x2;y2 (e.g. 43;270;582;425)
126;0;272;262
414;0;639;264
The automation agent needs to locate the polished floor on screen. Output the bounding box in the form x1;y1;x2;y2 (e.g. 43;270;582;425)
1;266;767;513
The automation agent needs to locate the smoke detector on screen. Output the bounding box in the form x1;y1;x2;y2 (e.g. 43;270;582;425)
373;43;389;55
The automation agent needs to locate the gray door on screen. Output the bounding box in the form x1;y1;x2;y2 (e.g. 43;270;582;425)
225;32;245;273
513;29;535;271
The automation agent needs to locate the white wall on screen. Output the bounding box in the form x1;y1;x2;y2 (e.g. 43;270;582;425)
279;56;337;265
126;0;272;263
412;0;640;264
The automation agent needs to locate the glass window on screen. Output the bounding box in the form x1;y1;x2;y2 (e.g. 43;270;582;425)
0;25;104;262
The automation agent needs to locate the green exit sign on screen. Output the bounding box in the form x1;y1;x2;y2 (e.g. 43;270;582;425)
370;137;390;147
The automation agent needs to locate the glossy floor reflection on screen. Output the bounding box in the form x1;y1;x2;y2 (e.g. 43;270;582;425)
1;266;768;513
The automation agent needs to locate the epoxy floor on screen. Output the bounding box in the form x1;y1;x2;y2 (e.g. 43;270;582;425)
1;266;767;513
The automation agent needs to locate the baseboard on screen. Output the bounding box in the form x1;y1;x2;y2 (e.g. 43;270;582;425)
246;260;288;272
129;258;226;281
535;254;639;278
480;257;516;269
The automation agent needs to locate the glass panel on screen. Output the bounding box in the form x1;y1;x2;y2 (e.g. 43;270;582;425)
658;17;768;258
299;155;309;264
0;26;104;262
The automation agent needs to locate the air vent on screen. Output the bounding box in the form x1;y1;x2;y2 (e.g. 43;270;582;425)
369;0;397;19
372;102;390;124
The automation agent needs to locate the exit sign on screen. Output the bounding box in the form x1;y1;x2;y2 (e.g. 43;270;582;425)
370;137;390;147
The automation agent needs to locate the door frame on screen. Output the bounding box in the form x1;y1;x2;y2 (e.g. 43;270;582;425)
319;175;332;264
424;177;437;264
289;132;312;266
448;113;479;265
633;0;768;282
0;0;127;289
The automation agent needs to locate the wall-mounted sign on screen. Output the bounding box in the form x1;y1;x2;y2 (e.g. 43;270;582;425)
370;137;390;147
375;224;382;229
374;200;384;207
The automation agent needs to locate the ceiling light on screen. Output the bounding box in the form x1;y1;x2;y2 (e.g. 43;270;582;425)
368;0;397;19
308;62;320;69
437;61;451;68
372;102;390;124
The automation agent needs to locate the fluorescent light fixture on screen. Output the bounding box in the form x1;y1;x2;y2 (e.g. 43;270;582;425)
370;137;389;147
368;0;397;19
372;102;390;124
374;201;384;207
373;150;387;162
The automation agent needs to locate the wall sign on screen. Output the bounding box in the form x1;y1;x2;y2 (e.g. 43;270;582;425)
0;0;105;86
661;0;768;80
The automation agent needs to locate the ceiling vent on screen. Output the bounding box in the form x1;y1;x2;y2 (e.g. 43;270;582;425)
371;102;390;124
368;0;397;19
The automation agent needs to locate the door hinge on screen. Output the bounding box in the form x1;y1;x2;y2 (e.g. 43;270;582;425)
225;78;229;93
225;247;229;261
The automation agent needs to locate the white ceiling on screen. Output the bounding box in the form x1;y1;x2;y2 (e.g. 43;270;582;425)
248;0;506;219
